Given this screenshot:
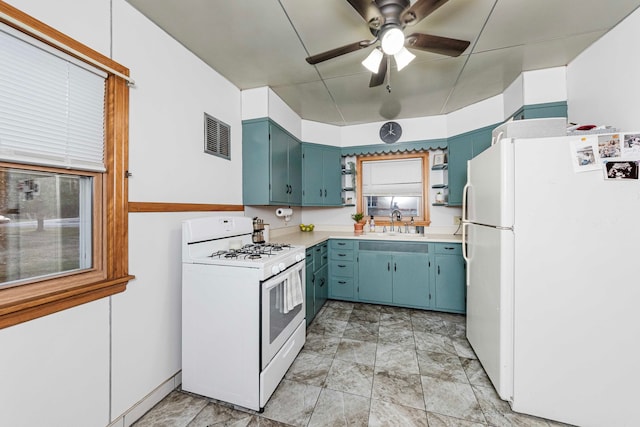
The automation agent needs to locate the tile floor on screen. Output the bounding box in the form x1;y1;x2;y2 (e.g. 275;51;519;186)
133;301;571;427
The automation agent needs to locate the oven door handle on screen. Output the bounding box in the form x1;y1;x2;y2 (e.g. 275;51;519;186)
263;262;303;291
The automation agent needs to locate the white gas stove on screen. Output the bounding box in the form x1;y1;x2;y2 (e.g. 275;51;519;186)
181;216;306;411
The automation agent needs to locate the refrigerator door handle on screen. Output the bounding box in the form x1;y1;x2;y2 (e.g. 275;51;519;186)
462;222;470;287
462;182;470;223
491;130;504;146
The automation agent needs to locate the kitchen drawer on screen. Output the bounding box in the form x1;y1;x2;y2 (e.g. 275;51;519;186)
330;250;354;262
329;276;354;299
330;240;354;250
434;243;462;255
329;260;354;277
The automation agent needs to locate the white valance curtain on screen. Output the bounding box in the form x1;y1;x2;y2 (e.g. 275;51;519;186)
0;23;107;172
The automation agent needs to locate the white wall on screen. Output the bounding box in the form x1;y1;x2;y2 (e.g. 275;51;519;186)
568;8;640;130
1;1;245;426
302;120;341;146
114;1;243;204
1;1;112;426
340;115;448;146
522;67;567;106
0;299;111;427
241;87;302;140
446;94;504;136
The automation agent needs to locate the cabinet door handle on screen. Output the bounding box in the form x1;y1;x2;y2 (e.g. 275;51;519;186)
324;189;327;197
338;243;346;246
320;188;323;196
394;263;397;272
338;254;346;257
338;264;346;268
387;262;390;271
444;246;454;251
319;278;325;287
437;265;440;275
338;281;346;284
315;248;321;252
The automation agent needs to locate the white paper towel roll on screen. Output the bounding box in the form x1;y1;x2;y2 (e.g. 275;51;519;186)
276;208;293;217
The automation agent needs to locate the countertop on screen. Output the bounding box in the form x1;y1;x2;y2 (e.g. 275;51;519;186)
269;230;462;248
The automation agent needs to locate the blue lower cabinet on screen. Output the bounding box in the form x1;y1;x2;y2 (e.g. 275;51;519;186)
315;264;328;316
328;240;356;300
391;252;430;309
305;249;315;326
328;239;466;314
357;251;393;303
433;243;466;314
306;242;329;325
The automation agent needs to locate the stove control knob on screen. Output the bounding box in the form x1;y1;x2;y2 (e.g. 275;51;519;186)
295;254;304;262
278;262;286;272
271;265;281;275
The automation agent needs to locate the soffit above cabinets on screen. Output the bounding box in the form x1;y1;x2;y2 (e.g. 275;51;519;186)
126;0;640;126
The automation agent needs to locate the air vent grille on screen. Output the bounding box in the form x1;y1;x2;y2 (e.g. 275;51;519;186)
204;113;230;160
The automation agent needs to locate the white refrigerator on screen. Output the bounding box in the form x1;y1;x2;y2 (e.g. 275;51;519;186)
462;134;640;427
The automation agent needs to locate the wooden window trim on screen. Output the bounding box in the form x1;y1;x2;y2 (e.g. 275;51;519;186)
0;2;133;329
356;152;431;226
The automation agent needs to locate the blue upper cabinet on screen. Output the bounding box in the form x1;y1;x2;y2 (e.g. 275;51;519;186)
511;101;568;121
242;118;301;206
302;143;342;206
447;126;493;206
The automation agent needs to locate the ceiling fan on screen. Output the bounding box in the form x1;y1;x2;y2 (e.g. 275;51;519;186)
305;0;470;88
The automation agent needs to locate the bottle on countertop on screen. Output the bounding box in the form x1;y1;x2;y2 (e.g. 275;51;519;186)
369;215;375;232
410;217;415;234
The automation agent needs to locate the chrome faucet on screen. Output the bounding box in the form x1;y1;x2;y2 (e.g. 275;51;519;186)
390;209;402;231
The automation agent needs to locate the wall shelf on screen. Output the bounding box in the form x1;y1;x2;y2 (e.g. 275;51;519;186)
431;184;448;189
431;163;448;170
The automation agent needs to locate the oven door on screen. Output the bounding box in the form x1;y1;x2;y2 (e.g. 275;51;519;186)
261;261;305;370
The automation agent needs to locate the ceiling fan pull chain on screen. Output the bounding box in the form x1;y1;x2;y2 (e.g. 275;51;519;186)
386;56;391;93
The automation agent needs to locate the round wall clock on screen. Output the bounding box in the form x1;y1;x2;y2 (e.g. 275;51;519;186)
379;121;402;144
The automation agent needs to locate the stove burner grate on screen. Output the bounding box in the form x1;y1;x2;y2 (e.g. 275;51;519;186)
208;242;295;261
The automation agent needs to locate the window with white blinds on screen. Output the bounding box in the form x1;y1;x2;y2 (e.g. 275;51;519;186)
0;24;107;172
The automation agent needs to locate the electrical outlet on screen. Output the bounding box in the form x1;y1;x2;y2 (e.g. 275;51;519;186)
453;216;462;225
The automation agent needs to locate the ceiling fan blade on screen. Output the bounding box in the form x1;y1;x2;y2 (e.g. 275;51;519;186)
346;0;383;27
369;55;388;87
405;33;470;57
306;40;371;64
402;0;450;25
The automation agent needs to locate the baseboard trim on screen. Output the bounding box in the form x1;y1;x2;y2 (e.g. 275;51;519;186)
108;371;182;427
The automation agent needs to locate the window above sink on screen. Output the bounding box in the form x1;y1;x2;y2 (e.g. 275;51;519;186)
356;152;430;225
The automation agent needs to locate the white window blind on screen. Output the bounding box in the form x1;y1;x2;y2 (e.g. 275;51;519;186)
0;24;107;172
362;158;423;196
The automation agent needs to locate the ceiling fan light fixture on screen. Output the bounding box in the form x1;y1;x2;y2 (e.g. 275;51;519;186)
394;47;415;71
381;27;405;55
362;47;384;73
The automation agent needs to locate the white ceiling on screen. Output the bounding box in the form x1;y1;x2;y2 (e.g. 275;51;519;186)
125;0;640;126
